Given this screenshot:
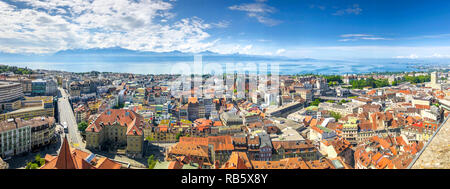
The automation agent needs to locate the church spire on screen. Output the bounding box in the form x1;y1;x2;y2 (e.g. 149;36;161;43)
55;136;77;169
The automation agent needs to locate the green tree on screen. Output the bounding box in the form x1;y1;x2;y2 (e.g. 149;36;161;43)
145;136;155;141
340;99;349;103
0;65;33;75
30;163;39;169
330;111;342;121
310;99;321;106
176;133;182;141
26;154;45;169
78;121;88;132
34;154;45;167
148;155;157;169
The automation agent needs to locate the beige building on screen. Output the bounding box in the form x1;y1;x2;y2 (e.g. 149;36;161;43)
85;109;145;158
0;96;54;121
342;118;359;145
297;88;313;102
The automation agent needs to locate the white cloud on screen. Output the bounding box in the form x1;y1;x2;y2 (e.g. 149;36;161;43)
243;45;253;51
0;0;216;54
211;20;230;28
332;4;362;16
276;49;286;55
340;34;372;38
339;34;391;42
394;54;419;59
229;0;280;26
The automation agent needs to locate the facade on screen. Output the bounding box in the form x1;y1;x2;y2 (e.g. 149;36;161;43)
0;81;24;113
0;119;31;158
342;118;359;145
31;79;46;96
45;79;58;96
85;109;145;158
272;140;318;161
0;117;55;158
0;96;54;121
220;112;243;126
0;81;23;104
297;88;313;102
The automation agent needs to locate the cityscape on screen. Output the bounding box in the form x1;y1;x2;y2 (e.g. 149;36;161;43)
0;0;449;173
0;64;449;170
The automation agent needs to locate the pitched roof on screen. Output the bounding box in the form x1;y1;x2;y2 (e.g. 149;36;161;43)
86;109;144;136
41;137;94;169
95;157;122;169
41;136;120;169
221;152;252;169
54;136;77;169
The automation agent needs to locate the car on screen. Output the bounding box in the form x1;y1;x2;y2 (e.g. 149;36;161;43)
62;122;68;133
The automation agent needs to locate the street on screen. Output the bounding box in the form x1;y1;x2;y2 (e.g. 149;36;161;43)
57;87;85;149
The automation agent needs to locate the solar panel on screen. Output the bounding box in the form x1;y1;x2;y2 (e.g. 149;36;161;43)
85;153;95;163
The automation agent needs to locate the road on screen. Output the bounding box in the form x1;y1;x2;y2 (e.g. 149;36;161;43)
57;87;85;149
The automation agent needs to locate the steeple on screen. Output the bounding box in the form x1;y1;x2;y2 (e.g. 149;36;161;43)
55;136;77;169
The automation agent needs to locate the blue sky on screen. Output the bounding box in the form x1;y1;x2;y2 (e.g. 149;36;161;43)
1;0;450;60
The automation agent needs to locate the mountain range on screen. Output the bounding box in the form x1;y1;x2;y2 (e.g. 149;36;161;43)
0;47;312;63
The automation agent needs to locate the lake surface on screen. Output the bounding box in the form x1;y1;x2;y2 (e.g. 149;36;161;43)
0;60;434;75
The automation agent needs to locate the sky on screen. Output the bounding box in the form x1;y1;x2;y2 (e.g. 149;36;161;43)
1;0;450;60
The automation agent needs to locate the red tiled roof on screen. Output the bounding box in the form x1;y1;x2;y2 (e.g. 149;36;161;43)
86;109;144;136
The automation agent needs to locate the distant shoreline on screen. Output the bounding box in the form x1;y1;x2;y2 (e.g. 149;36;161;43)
1;60;442;75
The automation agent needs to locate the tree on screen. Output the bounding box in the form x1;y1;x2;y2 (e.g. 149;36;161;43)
78;121;88;132
330;111;342;121
176;133;182;141
30;163;39;169
145;136;155;141
310;99;321;106
148;155;157;169
0;65;33;75
340;99;349;103
26;154;45;169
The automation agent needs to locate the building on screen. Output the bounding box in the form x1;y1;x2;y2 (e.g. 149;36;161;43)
0;96;55;121
342;117;359;145
0;117;55;158
31;79;46;96
0;118;31;158
0;81;24;112
354;135;423;169
272;140;318;161
167;136;235;167
220;112;243;126
85;109;145;158
0;81;23;104
2;78;32;96
41;136;122;169
221;151;253;169
297;88;313;102
45;79;58;96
